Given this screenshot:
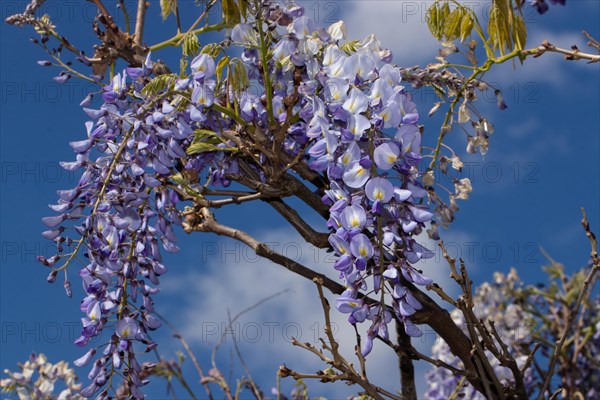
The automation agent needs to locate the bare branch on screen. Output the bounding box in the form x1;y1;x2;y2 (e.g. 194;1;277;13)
134;0;147;46
532;38;600;63
279;279;405;400
536;208;600;399
184;205;495;396
266;199;330;248
154;313;215;400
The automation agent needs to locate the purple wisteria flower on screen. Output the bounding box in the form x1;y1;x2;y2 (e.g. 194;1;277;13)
37;0;440;394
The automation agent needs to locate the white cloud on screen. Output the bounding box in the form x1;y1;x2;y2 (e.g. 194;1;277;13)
158;226;460;397
504;116;541;139
330;0;441;66
159;228;392;396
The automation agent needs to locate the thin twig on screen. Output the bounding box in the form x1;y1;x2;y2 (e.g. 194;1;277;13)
226;309;262;399
118;0;130;33
154;312;214;400
536;208;600;399
212;289;292;365
134;0;147;46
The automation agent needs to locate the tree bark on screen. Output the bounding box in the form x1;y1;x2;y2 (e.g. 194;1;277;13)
184;206;493;396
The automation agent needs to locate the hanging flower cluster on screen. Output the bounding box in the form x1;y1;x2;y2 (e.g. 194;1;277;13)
38;1;437;396
284;21;436;354
229;5;437;354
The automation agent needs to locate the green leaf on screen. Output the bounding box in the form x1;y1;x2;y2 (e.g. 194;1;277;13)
173;95;189;112
170;172;187;187
426;4;442;41
187;141;238;155
187;142;223;154
179;57;189;77
488;5;499;53
443;7;464;42
141;74;178;97
182;32;200;57
189;128;239;155
222;0;241;27
238;0;248;20
160;0;175;20
201;43;221;57
216;56;230;84
460;14;474;43
194;128;219;139
230;59;249;97
513;14;527;51
488;0;512;55
440;3;451;28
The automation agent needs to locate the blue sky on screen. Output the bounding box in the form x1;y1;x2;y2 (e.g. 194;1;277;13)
1;0;599;398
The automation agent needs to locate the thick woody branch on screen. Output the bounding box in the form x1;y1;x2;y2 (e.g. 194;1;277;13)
396;323;417;400
401;278;488;395
266;199;330;248
183;206;490;395
287;174;330;218
228;163;329;219
183;206;346;294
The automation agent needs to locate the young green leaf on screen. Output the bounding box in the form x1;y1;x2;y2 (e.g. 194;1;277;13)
460;14;474;43
216;56;230;84
222;0;241;27
182;33;200;57
141;74;178;97
443;7;464;42
513;14;527;51
160;0;175;20
426;4;442;41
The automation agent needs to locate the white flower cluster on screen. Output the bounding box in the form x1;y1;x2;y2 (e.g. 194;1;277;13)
425;269;535;399
1;353;82;400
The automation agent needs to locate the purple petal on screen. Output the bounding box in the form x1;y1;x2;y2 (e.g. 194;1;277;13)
53;73;71;84
350;234;374;259
342;161;370;188
74;349;96;367
365;177;394;203
361;334;374;357
408;206;433;223
374;142;400;170
69;138;93;153
42;214;66;228
404;320;423;337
